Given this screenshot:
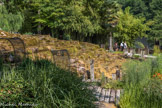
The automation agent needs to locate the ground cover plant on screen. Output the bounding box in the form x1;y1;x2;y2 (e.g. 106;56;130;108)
104;80;123;90
0;58;96;108
120;55;162;108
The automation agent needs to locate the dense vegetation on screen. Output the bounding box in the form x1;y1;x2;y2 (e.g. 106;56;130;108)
0;0;161;107
0;0;161;47
120;55;162;108
0;58;96;107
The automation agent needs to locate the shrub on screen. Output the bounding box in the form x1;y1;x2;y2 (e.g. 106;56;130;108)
135;42;145;49
0;59;96;108
104;80;123;89
0;78;35;104
133;55;140;59
120;55;162;108
24;32;33;35
63;34;71;40
153;45;161;56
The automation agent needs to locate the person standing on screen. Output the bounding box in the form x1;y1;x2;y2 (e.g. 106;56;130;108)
120;42;127;51
120;42;124;51
113;42;118;51
124;42;127;49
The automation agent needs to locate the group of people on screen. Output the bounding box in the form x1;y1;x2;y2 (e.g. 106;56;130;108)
113;42;127;51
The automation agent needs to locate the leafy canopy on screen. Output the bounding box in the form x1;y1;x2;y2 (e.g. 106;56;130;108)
115;7;149;47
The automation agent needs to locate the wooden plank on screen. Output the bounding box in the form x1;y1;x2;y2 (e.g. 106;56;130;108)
115;89;120;105
99;88;105;102
104;89;111;103
110;89;115;103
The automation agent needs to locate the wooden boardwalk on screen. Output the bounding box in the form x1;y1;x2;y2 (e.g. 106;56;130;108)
88;86;121;105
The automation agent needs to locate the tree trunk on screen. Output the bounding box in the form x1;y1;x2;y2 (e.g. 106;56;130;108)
109;32;113;51
51;29;54;37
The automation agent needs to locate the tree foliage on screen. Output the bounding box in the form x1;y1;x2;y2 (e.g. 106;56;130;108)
0;4;23;32
150;14;162;40
115;7;149;47
0;0;160;46
117;0;162;45
117;0;148;17
149;0;162;40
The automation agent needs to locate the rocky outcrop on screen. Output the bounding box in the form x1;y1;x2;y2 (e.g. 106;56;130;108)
0;30;126;79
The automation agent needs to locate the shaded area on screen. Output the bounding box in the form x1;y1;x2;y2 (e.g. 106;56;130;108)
0;37;26;63
51;49;70;70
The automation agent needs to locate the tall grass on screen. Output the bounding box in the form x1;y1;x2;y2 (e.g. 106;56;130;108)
120;55;162;108
0;58;96;108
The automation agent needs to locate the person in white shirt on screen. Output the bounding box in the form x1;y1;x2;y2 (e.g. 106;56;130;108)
120;42;127;51
124;42;127;49
120;42;124;51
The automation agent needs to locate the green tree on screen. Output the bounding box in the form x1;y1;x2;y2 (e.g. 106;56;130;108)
99;0;120;50
115;7;149;47
31;0;101;39
0;3;24;32
150;14;162;40
117;0;162;48
149;0;162;40
117;0;148;17
1;0;34;33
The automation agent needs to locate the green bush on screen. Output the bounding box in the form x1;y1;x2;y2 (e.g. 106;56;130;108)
104;80;124;89
135;42;145;49
120;55;162;108
133;55;140;59
0;59;96;108
0;78;35;104
63;34;71;40
24;32;33;35
153;45;161;56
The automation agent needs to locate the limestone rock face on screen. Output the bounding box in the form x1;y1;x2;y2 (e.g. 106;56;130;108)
0;32;6;36
0;30;126;79
78;60;84;64
70;59;76;64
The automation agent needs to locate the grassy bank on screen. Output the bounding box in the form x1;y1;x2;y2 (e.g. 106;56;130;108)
0;59;96;108
120;55;162;108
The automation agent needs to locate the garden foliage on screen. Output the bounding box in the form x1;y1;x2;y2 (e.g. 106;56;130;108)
120;55;162;108
0;59;96;108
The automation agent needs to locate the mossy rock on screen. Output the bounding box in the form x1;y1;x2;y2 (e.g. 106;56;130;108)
38;46;44;51
26;38;39;46
27;49;33;54
69;47;78;53
0;30;125;79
